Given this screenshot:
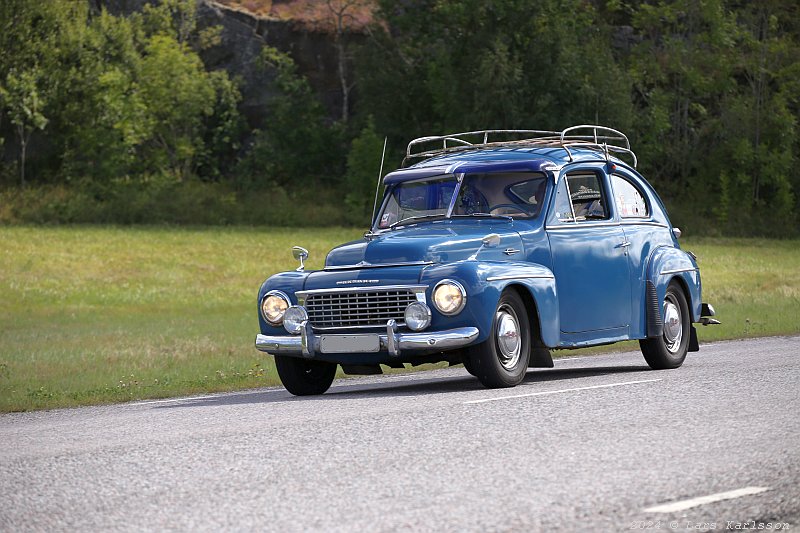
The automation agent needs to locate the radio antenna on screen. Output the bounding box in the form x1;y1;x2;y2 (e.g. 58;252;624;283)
369;136;388;229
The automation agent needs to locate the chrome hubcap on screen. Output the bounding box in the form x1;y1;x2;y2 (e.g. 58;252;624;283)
662;295;683;354
496;305;521;369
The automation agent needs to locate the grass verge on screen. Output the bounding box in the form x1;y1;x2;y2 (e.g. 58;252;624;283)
1;227;798;412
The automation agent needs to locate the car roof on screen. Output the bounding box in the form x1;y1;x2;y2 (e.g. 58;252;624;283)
383;146;629;185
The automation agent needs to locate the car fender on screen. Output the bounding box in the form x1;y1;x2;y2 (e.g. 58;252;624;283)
420;260;559;347
645;246;702;332
257;271;311;334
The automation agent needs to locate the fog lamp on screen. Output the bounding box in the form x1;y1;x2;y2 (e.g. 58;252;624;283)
404;302;432;331
283;305;309;335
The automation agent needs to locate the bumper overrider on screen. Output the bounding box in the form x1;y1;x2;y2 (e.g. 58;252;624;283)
255;319;479;359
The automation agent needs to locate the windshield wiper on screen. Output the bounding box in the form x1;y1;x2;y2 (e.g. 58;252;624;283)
452;212;514;221
389;213;448;230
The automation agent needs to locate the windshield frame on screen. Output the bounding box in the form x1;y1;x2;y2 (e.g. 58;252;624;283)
371;170;549;232
371;173;462;232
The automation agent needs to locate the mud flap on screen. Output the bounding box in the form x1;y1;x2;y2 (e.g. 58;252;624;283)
529;346;554;368
646;281;664;338
688;325;699;352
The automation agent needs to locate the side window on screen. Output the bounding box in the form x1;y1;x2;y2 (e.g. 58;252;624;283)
565;172;609;221
553;178;574;222
612;175;649;218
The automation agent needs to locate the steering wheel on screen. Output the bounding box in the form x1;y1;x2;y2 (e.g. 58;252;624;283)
489;203;532;217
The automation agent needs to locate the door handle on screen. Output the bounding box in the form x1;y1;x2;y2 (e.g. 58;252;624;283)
617;241;631;248
503;248;520;255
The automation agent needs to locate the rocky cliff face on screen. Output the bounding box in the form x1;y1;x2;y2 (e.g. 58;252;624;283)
98;0;368;127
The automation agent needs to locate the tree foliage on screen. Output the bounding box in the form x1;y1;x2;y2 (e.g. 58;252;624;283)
0;0;798;234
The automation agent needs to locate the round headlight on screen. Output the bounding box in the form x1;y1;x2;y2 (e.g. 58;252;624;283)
283;305;309;335
433;280;466;316
261;291;289;325
404;302;432;331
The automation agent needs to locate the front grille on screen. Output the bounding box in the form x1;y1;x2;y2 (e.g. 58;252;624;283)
305;289;418;329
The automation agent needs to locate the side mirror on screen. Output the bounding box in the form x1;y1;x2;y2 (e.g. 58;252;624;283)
292;246;309;272
673;227;682;239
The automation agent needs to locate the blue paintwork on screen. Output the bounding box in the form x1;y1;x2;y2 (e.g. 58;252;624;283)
256;145;706;363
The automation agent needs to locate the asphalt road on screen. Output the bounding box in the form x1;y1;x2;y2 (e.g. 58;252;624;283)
1;336;798;532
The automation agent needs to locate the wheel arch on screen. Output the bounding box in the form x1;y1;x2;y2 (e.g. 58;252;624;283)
506;283;542;336
491;278;559;348
420;260;560;347
644;246;703;331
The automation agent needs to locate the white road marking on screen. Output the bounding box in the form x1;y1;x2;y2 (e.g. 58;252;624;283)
128;395;224;406
643;487;770;513
128;389;283;406
464;378;662;404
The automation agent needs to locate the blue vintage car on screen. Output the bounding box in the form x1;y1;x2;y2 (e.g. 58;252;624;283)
255;125;718;395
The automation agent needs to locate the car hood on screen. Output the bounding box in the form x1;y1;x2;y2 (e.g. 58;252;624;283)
324;220;524;268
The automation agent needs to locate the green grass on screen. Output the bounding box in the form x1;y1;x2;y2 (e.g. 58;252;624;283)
0;226;363;412
1;227;798;412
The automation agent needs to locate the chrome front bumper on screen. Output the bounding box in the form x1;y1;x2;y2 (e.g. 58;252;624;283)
255;320;479;359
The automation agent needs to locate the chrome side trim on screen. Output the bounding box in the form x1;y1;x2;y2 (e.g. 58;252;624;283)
546;221;621;230
324;261;434;271
546;220;668;231
486;274;555;281
660;267;699;275
620;220;669;228
255;327;480;357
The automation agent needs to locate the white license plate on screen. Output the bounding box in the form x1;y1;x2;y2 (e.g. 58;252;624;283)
319;334;381;354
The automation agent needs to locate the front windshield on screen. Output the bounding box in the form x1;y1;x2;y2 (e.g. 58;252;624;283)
376;176;457;229
452;172;546;218
375;171;547;230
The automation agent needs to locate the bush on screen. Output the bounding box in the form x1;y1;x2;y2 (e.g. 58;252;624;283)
344;118;385;225
0;179;355;227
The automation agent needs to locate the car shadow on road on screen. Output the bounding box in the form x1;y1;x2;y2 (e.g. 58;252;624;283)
153;363;652;409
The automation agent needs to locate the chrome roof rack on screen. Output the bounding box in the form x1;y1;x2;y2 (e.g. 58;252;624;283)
403;124;637;168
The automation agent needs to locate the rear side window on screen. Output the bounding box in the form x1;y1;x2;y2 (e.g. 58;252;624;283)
612;175;649;218
557;172;609;222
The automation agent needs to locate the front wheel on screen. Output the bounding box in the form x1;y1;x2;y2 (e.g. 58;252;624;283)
274;355;336;396
640;281;690;369
465;290;531;388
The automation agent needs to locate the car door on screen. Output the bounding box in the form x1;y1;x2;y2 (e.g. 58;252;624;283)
546;165;631;333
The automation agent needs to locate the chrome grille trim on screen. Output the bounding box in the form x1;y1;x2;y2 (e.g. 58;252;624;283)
296;285;427;330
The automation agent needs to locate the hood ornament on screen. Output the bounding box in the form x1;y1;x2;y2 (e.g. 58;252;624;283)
292;246;309;272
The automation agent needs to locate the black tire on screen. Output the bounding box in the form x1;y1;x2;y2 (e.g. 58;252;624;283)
639;281;691;370
274;355;336;396
462;352;478;376
465;290;531;388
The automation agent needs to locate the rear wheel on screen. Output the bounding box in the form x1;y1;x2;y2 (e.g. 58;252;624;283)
465;290;531;388
640;281;690;369
274;355;336;395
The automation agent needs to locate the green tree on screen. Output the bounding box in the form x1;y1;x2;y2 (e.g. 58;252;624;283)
628;0;738;192
344;117;384;225
138;35;216;179
3;68;48;185
238;46;343;189
357;0;631;150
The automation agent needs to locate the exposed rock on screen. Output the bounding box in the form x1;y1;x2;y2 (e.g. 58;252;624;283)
98;0;370;127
